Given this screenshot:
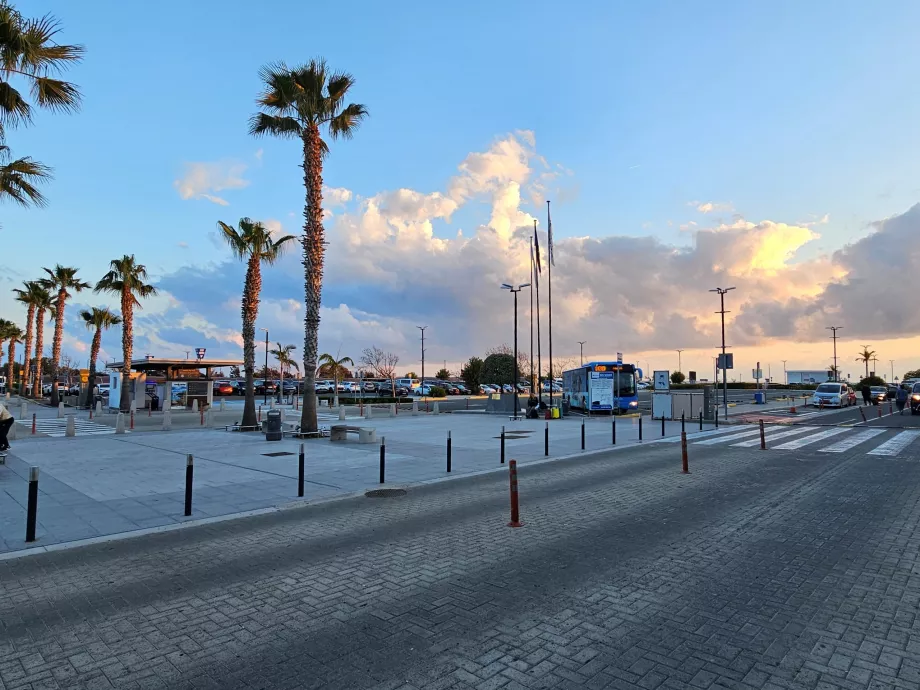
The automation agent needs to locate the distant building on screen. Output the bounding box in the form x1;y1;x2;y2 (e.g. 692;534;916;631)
786;369;832;384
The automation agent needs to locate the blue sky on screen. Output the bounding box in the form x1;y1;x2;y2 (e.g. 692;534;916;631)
5;0;920;378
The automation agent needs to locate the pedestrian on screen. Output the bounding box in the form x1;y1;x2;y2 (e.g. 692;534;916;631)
0;401;13;453
861;383;872;406
897;385;908;415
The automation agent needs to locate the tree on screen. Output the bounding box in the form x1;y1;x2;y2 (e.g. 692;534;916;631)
0;3;83;206
460;357;483;394
218;217;295;428
1;322;21;392
29;284;52;397
855;346;876;379
670;371;686;384
229;364;241;378
94;256;157;412
902;369;920;381
318;353;354;399
39;265;90;405
270;343;299;377
858;375;886;389
359;345;398;379
404;371;417;379
828;364;841;381
13;280;43;393
435;368;451;380
80;307;120;406
250;58;368;435
0;318;13;367
480;354;515;387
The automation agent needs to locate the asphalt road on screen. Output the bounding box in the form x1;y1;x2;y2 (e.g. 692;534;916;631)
4;424;920;688
793;400;920;428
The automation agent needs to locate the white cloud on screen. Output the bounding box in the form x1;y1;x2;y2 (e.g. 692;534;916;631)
691;200;734;214
324;186;353;207
177;241;189;249
174;160;250;206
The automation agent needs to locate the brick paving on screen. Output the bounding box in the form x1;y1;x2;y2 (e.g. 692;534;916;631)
2;437;920;688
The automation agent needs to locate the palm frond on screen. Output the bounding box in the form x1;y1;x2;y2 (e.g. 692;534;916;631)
19;14;84;73
325;70;356;112
328;102;368;140
263;234;296;265
217;220;248;260
0;154;51;206
248;112;302;138
31;75;80;112
0;80;30;125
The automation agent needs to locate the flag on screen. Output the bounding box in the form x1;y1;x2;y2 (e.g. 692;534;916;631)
530;235;539;288
534;226;542;274
547;200;555;267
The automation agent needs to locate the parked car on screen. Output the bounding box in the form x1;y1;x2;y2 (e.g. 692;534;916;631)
275;379;297;394
888;384;902;400
378;382;409;397
97;384;110;397
911;383;920;415
454;383;470;395
811;382;849;408
870;386;888;403
42;382;68;395
315;380;334;394
254;379;277;395
363;381;377;392
213;381;235;396
637;381;651;390
437;381;460;395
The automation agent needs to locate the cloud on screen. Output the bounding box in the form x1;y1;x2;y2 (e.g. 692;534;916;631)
691;201;734;214
324;186;353;207
177;242;189;249
173;160;250;206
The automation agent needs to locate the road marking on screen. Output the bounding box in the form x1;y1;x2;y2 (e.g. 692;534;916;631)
866;430;920;457
16;418;120;437
819;428;885;453
694;428;767;445
771;428;850;450
660;427;738;443
731;426;819;447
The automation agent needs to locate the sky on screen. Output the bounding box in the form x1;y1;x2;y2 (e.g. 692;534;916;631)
4;0;920;383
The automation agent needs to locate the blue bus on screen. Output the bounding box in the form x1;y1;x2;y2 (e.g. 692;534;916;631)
562;362;641;414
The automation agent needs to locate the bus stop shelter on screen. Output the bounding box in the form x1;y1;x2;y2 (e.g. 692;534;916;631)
105;357;243;410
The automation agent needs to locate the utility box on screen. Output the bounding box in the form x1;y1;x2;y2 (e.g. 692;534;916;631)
264;409;283;441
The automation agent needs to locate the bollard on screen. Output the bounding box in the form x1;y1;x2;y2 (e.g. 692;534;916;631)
65;414;75;437
681;432;689;474
661;414;665;437
433;401;440;415
389;403;396;418
447;431;452;473
130;410;135;430
759;420;766;450
699;410;703;431
366;404;373;420
95;400;102;416
19;402;26;419
162;409;172;431
258;405;262;424
148;404;152;417
412;400;419;416
206;409;213;428
298;443;305;497
889;401;893;415
681;412;685;435
544;421;549;456
115;412;125;434
507;460;522;528
715;408;719;428
581;418;586;450
338;406;346;421
612;416;616;445
25;466;38;542
57;401;64;419
878;404;882;419
379;436;386;484
200;408;204;426
220;399;226;412
639;416;643;441
192;399;199;413
184;454;194;516
859;406;867;422
500;425;506;464
31;412;36;435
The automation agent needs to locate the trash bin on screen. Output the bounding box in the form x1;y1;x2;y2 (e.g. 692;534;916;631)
754;391;766;404
150;393;159;412
265;409;283;441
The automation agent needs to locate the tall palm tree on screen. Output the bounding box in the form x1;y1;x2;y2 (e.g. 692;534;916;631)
0;318;13;368
2;322;22;393
270;342;299;403
218;217;295;428
318;353;353;403
80;307;121;407
94;256;157;412
250;59;368;433
30;285;52;398
39;265;90;406
856;346;876;379
13;280;42;394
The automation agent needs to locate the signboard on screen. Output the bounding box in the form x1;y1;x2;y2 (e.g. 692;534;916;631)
717;353;734;370
616;352;623;364
689;371;697;382
589;371;613;410
653;370;670;391
187;381;209;398
195;347;206;361
170;382;188;406
80;373;89;384
752;369;763;379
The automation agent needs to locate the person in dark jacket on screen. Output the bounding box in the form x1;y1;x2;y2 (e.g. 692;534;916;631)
861;384;872;406
896;385;908;414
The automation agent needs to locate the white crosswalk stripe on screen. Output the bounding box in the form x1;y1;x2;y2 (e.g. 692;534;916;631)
819;429;885;453
771;427;850;450
693;428;766;445
660;427;738;443
731;426;819;447
866;430;920;457
15;418;119;437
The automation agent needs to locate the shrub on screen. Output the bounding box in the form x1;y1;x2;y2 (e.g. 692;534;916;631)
430;386;447;398
670;371;686;384
480;353;514;387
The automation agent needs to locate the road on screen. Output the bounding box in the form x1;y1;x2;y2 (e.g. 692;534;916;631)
4;425;920;688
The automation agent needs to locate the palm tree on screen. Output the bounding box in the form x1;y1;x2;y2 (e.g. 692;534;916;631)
250;59;368;433
318;353;353;404
30;285;53;398
13;280;43;394
80;307;121;407
218;217;295;428
1;322;22;393
270;342;299;402
39;265;90;406
856;346;876;379
0;146;51;207
94;256;157;412
0;318;13;368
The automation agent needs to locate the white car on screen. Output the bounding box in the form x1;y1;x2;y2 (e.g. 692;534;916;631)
811;382;849;408
414;385;433;396
637;381;651;390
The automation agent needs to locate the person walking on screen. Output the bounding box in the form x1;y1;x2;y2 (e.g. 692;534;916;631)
0;401;14;452
896;385;908;415
861;383;872;406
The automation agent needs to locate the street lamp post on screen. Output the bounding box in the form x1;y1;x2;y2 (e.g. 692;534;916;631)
890;360;895;382
503;283;530;419
709;287;735;418
782;360;787;385
676;349;683;375
417;326;427;398
260;328;268;405
577;341;586;366
826;326;842;382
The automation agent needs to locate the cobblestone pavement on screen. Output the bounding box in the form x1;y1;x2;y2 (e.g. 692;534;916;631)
2;435;920;689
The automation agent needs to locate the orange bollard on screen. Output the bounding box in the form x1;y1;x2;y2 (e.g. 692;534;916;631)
130;411;135;430
200;409;204;425
878;404;882;418
89;407;93;420
31;413;36;435
507;460;523;528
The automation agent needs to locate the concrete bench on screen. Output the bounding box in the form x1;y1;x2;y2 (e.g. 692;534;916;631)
330;425;377;443
282;421;329;439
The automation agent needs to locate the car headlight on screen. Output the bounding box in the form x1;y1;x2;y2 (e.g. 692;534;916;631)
913;395;920;401
629;401;638;407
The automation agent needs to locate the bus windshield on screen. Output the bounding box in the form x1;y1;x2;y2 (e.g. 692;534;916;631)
613;372;636;397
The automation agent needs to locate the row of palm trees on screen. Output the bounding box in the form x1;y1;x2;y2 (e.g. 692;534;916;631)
3;256;155;411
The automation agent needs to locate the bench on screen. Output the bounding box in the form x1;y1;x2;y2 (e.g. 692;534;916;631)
330;425;377;443
282;421;329;438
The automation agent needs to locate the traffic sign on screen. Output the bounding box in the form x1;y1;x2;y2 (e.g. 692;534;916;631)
653;370;670;391
195;348;206;361
717;353;734;370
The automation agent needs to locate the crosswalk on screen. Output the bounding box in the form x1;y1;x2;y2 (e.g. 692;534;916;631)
672;425;920;458
15;418;119;437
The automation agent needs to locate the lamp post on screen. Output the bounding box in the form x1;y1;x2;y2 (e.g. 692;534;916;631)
890;360;895;382
826;326;842;382
502;283;530;419
709;287;735;418
260;328;268;405
676;349;683;375
782;359;787;385
577;341;586;366
417;326;427;398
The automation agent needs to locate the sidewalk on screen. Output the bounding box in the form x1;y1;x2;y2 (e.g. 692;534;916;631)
0;412;706;555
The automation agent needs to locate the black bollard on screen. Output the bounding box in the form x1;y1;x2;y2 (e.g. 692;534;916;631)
639;416;643;441
379;436;386;484
681;412;685;435
298;443;305;497
612;416;616;445
447;431;452;473
501;425;506;465
25;466;38;542
715;408;719;428
581;419;585;450
699;409;703;431
544;421;549;456
661;414;666;437
184;454;193;516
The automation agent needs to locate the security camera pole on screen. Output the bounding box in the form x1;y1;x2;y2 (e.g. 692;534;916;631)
710;287;735;418
826;326;842;382
502;283;530;419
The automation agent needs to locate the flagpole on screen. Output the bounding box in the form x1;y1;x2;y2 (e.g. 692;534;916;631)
530;237;535;394
534;219;543;407
547;200;554;411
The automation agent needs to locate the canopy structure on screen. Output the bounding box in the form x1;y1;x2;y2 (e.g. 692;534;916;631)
104;357;243;410
105;357;242;378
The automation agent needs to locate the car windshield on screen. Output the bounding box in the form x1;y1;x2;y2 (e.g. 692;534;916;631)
815;384;842;393
870;387;886;393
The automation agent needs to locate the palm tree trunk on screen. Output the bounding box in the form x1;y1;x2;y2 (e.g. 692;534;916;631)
241;256;260;428
22;305;34;397
6;339;15;398
33;308;45;399
299;125;325;433
50;289;66;407
119;292;133;412
84;327;101;408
